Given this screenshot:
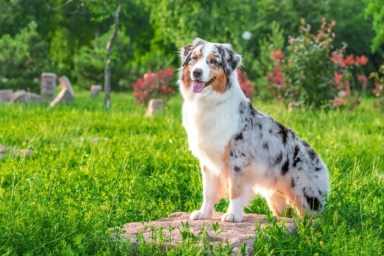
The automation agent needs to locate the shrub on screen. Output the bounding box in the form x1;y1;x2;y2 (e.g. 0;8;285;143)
370;64;384;111
267;18;369;109
330;47;368;109
0;21;50;92
238;69;255;99
132;68;176;105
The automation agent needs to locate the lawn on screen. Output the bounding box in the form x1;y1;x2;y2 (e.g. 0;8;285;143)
0;93;383;255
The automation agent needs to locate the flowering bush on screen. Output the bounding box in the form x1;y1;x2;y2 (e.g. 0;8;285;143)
330;47;368;109
369;64;384;111
132;68;176;105
266;18;369;109
237;69;255;99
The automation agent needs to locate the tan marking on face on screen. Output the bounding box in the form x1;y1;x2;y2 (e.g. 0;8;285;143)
189;48;202;65
182;65;192;89
208;62;227;94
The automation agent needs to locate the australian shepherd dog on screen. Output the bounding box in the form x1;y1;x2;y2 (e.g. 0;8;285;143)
178;38;330;222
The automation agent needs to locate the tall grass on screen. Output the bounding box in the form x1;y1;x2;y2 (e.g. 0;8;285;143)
0;93;383;255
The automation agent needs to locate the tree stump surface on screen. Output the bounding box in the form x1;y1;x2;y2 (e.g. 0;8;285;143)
0;89;14;102
40;72;57;98
49;76;74;107
121;212;296;255
90;85;102;97
146;99;164;117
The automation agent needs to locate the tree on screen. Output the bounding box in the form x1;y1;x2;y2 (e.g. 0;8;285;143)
364;0;384;52
0;21;50;91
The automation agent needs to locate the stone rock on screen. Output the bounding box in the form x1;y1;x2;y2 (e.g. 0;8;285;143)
146;99;164;117
12;90;42;103
121;212;296;255
0;144;33;158
90;85;102;97
40;72;57;98
0;89;14;102
50;76;74;107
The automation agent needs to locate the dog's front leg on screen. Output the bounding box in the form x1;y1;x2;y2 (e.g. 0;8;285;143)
221;174;252;223
190;165;224;220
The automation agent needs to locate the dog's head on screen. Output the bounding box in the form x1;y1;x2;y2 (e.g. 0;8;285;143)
179;38;241;95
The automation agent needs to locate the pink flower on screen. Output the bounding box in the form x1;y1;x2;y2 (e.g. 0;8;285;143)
344;55;355;66
330;51;346;67
334;72;343;84
355;55;368;66
332;97;345;107
357;74;368;89
271;50;284;61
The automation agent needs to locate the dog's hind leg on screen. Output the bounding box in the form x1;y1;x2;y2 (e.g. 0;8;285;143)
266;192;290;216
190;165;227;220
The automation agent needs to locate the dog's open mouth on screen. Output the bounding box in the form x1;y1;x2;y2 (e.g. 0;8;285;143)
192;77;216;93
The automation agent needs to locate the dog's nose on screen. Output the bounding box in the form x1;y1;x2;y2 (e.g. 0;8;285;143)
193;68;203;78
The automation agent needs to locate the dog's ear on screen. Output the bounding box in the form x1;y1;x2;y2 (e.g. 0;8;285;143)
180;44;193;66
180;38;206;66
216;44;242;75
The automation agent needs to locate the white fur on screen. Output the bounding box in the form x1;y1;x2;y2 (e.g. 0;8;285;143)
180;39;330;222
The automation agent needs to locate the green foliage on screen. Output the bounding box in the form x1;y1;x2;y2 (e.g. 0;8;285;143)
73;27;132;91
364;0;384;52
370;64;384;111
283;19;337;108
0;21;50;92
0;93;383;254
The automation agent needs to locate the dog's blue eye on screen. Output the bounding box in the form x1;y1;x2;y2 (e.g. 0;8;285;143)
191;56;198;61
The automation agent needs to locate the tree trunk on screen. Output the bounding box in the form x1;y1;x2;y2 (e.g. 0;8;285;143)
104;2;121;110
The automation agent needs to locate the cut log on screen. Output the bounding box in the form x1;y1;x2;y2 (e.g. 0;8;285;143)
12;90;42;103
146;99;164;117
40;72;57;98
121;212;296;255
0;89;14;102
90;85;102;97
49;76;74;107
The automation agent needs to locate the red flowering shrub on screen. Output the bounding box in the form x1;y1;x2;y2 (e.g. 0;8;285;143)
132;68;176;105
267;18;369;109
237;69;254;99
331;47;368;109
369;64;384;111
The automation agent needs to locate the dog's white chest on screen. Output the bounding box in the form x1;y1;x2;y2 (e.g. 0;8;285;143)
183;102;239;173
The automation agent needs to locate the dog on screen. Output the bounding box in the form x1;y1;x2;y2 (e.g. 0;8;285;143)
179;38;330;222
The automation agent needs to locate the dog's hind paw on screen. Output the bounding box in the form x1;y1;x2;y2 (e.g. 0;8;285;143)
189;210;211;220
221;212;243;223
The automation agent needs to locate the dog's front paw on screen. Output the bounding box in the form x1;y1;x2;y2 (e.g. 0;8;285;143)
221;212;243;223
189;210;211;220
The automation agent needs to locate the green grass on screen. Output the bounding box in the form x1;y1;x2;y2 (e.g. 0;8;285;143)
0;93;383;255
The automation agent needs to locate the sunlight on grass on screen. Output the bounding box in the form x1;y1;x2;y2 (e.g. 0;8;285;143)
0;93;383;255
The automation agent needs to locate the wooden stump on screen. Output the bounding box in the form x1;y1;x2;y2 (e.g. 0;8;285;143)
0;89;14;102
146;99;164;117
49;76;74;107
90;85;102;97
12;90;42;103
40;73;57;98
122;212;296;255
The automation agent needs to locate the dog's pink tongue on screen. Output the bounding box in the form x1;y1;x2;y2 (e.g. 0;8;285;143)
192;81;205;93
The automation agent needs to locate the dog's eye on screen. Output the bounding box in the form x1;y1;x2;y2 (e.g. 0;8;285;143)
191;56;198;61
209;59;218;65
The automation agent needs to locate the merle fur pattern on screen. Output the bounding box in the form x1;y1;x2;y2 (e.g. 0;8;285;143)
229;101;329;214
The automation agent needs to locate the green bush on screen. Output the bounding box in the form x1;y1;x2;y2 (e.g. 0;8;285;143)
282;19;336;108
370;64;384;111
0;21;50;92
267;19;370;109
